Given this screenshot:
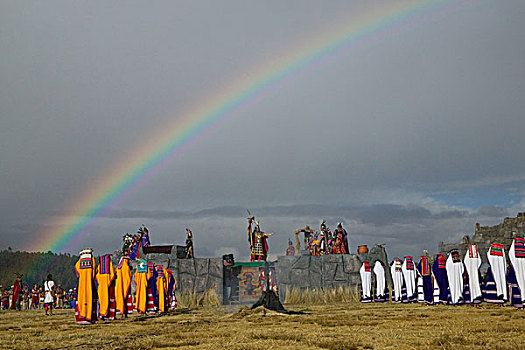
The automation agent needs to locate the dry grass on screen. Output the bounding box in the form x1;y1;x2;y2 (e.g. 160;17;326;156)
1;300;524;349
284;286;361;304
176;289;221;309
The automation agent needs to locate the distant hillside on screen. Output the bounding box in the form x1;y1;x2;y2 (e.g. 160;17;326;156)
0;249;79;291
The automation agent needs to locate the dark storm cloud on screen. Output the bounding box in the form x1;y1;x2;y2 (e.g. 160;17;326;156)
1;1;524;254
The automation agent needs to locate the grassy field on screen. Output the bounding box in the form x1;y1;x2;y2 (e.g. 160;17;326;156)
1;302;524;349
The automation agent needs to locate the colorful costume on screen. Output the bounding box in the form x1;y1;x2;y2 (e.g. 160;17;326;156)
115;256;133;315
508;237;525;308
134;259;149;313
432;253;448;304
10;276;22;310
75;249;97;324
146;262;157;312
391;258;404;302
402;256;417;302
446;250;464;305
155;265;169;313
463;244;483;304
416;256;433;304
96;254;116;320
483;242;507;303
167;269;178;310
359;261;372;302
373;261;388;302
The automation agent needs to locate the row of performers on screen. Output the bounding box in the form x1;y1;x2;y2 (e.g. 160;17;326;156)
359;237;525;308
75;249;177;325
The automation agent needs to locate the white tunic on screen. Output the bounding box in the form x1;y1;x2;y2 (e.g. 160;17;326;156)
446;253;464;304
509;239;525;302
402;258;417;298
463;245;482;302
487;245;508;300
391;260;403;302
373;261;386;297
44;280;55;304
360;263;372;299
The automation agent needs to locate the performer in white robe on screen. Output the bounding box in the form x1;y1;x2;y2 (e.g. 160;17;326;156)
485;242;507;302
402;256;417;302
446;250;464;305
373;261;387;302
509;237;525;305
359;261;372;303
463;244;483;304
391;258;403;302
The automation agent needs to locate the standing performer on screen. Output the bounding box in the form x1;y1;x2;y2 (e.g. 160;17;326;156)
96;254;116;320
155;265;169;313
115;256;133;317
31;284;39;309
146;262;158;312
359;261;372;303
416;254;433;304
185;228;194;259
248;218;274;262
166;268;177;310
333;223;349;254
75;249;97;324
402;256;417;302
285;239;295;256
483;242;507;304
432;253;448;304
134;259;149;314
446;250;464;305
391;258;404;302
373;260;388;302
508;237;525;308
463;244;483;305
10;274;22;311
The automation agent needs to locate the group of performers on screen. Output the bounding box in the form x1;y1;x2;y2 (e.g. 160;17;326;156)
74;248;177;325
359;237;525;309
290;221;350;256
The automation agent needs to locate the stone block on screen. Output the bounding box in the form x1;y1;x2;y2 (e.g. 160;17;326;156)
179;273;195;293
343;255;360;273
310;256;322;273
322;263;337;281
309;270;322;288
195;258;209;276
291;255;311;269
334;264;347;281
194;276;207;293
178;259;196;276
289;269;309;288
208;258;223;278
322;254;343;264
276;267;291;284
206;276;222;296
277;256;297;268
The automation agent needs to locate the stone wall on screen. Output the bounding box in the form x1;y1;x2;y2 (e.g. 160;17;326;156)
112;250;223;301
275;245;390;301
439;213;525;268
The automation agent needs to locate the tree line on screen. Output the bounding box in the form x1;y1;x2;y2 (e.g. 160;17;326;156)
0;249;79;290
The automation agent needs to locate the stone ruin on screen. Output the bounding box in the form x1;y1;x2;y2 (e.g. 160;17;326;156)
439;212;525;268
272;244;390;301
112;243;391;304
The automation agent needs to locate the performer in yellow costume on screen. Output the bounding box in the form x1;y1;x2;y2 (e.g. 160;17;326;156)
75;248;97;324
96;254;116;320
134;259;149;313
115;256;133;316
155;265;169;313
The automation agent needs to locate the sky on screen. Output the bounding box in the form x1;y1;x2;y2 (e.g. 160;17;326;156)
1;0;524;261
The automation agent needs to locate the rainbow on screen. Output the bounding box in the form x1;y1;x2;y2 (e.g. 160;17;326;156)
31;0;463;253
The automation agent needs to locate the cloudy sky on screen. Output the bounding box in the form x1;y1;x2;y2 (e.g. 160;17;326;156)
1;0;524;260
